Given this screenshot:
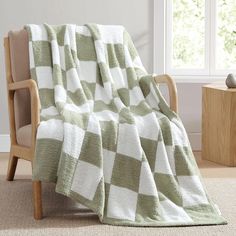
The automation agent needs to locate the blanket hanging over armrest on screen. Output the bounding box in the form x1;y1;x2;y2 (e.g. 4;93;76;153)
25;23;226;226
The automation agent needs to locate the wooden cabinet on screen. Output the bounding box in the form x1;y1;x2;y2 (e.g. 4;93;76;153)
202;82;236;166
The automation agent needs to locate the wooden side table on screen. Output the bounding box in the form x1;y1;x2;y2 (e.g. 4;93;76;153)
202;82;236;166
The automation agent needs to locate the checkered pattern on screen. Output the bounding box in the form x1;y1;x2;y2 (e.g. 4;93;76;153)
26;24;226;226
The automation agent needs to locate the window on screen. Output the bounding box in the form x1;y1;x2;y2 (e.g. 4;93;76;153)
154;0;236;79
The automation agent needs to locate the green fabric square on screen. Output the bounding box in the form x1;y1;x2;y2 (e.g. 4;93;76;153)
96;64;103;86
64;45;76;70
111;153;141;192
117;88;129;106
33;41;52;67
94;100;118;113
33;139;62;182
30;68;37;81
100;121;118;151
175;146;198;176
39;89;55;108
103;183;111;217
118;108;135;124
76;34;97;61
63;110;89;130
54;25;66;46
79;132;102;168
140;137;158;172
53;64;66;87
107;44;125;69
67;89;86;106
154;173;183;206
56;153;78;195
158;117;173;146
98;63;110;83
130;101;152;116
135;194;162;222
81;81;96;100
139;76;151;97
184;204;222;223
126;68;139;89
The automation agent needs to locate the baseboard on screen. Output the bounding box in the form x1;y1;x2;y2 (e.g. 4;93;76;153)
0;133;202;152
0;135;10;152
188;132;201;151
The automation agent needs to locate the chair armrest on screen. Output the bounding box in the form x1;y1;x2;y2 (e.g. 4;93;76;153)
154;74;178;113
8;79;40;148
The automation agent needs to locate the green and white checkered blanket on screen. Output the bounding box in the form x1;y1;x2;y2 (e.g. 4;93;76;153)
26;24;226;226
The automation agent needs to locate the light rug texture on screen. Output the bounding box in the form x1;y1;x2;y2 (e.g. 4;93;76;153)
25;24;225;226
0;176;234;236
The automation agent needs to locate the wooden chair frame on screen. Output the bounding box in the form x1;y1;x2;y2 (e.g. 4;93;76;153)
3;36;178;220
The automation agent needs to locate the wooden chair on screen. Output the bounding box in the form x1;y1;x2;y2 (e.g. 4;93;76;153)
3;29;178;220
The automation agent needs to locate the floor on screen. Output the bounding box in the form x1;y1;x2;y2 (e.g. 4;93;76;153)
0;152;236;236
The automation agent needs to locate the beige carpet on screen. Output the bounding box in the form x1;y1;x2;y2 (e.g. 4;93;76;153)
0;153;236;236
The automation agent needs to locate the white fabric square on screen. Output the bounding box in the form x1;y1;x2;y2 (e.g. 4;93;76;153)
129;87;144;106
66;68;81;93
133;56;146;73
94;40;107;63
29;42;35;69
71;160;102;200
51;40;60;66
64;102;92;114
103;149;116;184
37;119;63;141
98;25;124;44
145;93;160;110
113;97;125;112
110;67;128;89
36;67;53;89
107;185;138;221
154;143;175;175
95;83;112;104
166;145;176;175
95;110;118;122
139;162;158;196
117;123;142;160
134;113;159;140
124;46;133;68
160;199;193;223
76;26;91;36
64;25;77;51
170;120;189;146
87;113;101;135
55;85;67;103
41;106;59;117
63;123;85;159
29;24;48;41
178;176;209;207
59;46;66;70
79;61;97;83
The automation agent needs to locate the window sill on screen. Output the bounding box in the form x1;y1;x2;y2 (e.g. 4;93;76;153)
172;76;226;84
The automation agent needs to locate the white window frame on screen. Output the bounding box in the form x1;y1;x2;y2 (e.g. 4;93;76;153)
153;0;236;82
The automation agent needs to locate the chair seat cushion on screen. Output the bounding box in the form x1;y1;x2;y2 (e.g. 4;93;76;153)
16;124;32;147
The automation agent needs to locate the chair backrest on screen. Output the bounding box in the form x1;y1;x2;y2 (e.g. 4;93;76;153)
8;29;31;130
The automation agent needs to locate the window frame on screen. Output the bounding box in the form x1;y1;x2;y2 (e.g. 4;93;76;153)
153;0;236;81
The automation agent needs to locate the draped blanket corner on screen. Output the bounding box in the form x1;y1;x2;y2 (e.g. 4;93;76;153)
25;23;226;226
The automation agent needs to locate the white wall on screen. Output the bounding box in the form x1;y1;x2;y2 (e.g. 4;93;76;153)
0;0;204;150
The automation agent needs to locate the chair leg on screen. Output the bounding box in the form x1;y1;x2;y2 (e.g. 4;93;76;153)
6;153;18;181
33;180;43;220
